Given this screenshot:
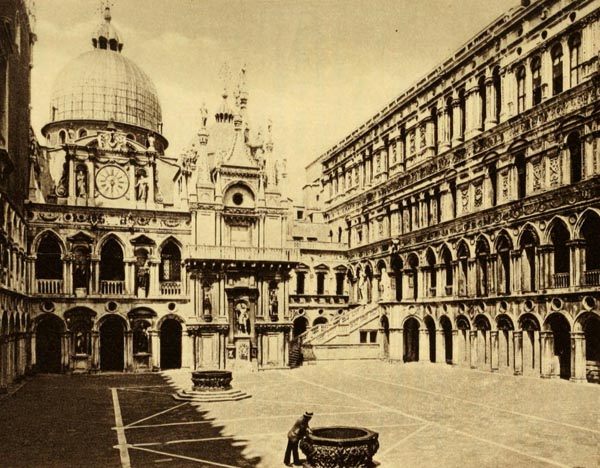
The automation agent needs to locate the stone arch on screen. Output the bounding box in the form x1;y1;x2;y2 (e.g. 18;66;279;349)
574;208;600;238
156;313;185;330
439;315;453;363
99;314;128;371
575;311;600;383
293;315;309;338
403;316;420;362
95;232;128;257
424;315;436;362
475;236;491;297
406;253;419;300
544;312;572;380
35;313;65;373
313;316;328;327
455;314;471;367
544;216;572;244
496;314;514;370
32;229;66;255
95;313;130;332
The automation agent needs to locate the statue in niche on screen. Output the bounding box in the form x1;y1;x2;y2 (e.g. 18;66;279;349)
202;283;212;318
135;169;149;202
136;257;150;296
67;125;76;143
133;322;150;354
74;330;86;354
235;301;250;334
73;248;89;290
76;167;87;198
269;286;279;319
147;133;156;152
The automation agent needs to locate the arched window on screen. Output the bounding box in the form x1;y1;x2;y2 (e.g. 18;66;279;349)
497;235;512;294
475;238;490;297
59;130;66;145
567;132;582;183
36;235;62;280
516;66;526;113
425;249;436;297
551;44;563;95
446;96;454;142
550;222;570;288
457;242;469;297
515;153;527;199
581;213;600;286
531;57;542;106
520;229;538;292
78;129;87;139
160;242;181;282
408;254;419;300
100;238;125;294
493;67;502;123
569;33;581;87
478;75;486;130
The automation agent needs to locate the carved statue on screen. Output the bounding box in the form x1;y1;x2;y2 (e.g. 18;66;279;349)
76;167;87;198
147;134;156;151
269;287;279;316
202;283;212;315
136;258;150;295
136;170;149;202
235;301;250;334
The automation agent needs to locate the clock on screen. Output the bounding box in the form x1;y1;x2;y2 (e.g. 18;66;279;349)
95;165;129;199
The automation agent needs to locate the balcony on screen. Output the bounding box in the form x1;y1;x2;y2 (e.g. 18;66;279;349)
160;281;182;296
36;279;63;295
188;245;299;263
552;272;570;289
100;280;125;295
289;294;349;306
583;270;600;287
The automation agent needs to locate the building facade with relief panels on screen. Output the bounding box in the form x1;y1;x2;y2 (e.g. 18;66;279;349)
298;0;600;383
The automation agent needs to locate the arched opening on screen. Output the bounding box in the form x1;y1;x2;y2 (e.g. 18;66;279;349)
456;242;469;297
35;315;63;373
440;316;453;364
520;229;538;292
582;314;600;383
456;315;470;366
492;66;501;123
160;319;182;370
567;132;582;184
515;152;527;199
478;75;486;130
391;252;403;301
100;238;125;295
475;238;490;297
550;221;570;288
293;316;309;338
35;233;63;294
497;234;512;294
364;265;373;303
546;314;571;380
581;212;600;286
497;315;514;372
160;241;181;295
474;315;491;368
72;246;90;292
531;56;542;106
516;66;526;113
100;316;125;371
425;249;436;298
568;33;581;86
403;317;419;362
407;254;419;300
441;246;453;296
135;247;150;297
313;316;328;327
424;316;436;363
520;314;540;376
551;43;563;95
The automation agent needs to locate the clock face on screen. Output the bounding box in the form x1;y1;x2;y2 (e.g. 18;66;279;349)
95;165;129;199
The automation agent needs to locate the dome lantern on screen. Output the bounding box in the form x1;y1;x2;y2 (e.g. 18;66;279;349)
92;6;123;52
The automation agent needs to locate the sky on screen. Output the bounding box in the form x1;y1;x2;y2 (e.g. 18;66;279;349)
30;0;518;201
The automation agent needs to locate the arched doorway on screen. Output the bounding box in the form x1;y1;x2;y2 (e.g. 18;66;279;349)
100;316;125;371
313;316;328;327
546;314;571;380
380;315;390;359
520;314;540;376
293;316;309;338
403;317;419;362
424;316;436;362
474;315;491;369
160;319;182;370
582;314;600;383
36;315;63;373
497;315;514;372
440;316;453;364
456;315;470;366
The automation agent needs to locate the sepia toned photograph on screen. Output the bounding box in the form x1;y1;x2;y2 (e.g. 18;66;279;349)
0;0;598;466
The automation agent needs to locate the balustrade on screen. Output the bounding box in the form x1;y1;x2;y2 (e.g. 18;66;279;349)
160;281;182;295
100;280;125;295
552;272;570;288
36;279;63;294
584;270;600;286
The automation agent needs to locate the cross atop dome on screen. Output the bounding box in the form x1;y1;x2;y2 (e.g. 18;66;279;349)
92;2;123;52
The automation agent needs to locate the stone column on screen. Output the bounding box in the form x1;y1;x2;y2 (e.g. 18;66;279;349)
124;331;133;372
61;332;70;372
389;328;403;361
438;107;451;152
469;330;478;368
181;329;192;369
451;330;459;365
540;331;553;378
91;331;99;371
510;250;521;294
451;92;463;147
513;330;523;376
490;330;499;372
419;329;430;363
568;240;585;287
570;331;586;383
484;77;497;129
435;330;445;364
150;330;160;371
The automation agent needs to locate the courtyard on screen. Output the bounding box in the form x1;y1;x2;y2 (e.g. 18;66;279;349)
0;361;598;468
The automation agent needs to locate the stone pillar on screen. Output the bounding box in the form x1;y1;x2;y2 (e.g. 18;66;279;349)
439;107;451;152
570;331;586;383
91;331;99;371
513;330;523;376
150;330;160;371
419;329;430;363
451;93;463;147
469;330;478;368
510;250;521;294
490;330;499;372
124;331;133;372
465;83;482;139
61;332;70;372
569;240;585;287
435;330;445;364
451;330;459;365
181;329;192;369
540;331;553;378
484;77;497;129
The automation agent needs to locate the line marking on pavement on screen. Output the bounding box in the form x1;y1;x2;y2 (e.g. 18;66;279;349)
111;388;131;468
116;385;169;389
118;388;172;396
338;369;600;435
124;409;382;430
252;396;368;410
131;432;285;447
290;372;579;468
128;445;241;468
124;402;188;428
378;423;431;456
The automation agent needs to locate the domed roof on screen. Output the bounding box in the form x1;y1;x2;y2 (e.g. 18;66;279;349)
48;8;162;133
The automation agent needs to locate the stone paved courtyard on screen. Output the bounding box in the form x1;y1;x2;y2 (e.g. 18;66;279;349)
0;361;598;468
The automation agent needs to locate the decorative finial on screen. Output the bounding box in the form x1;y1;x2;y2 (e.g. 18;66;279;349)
218;62;232;97
199;103;208;128
100;1;113;22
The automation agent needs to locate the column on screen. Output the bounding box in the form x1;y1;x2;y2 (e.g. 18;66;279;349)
389;328;403;361
91;331;99;371
540;331;553;378
125;331;133;372
465;82;481;139
438;107;450;152
490;330;499;372
510;250;521;294
150;330;160;371
181;329;193;369
570;331;586;383
61;332;70;372
569;240;585;287
419;329;430;363
469;330;478;368
149;259;160;297
513;330;523;376
451;92;463;147
484;77;497;129
435;330;445;364
451;330;459;365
